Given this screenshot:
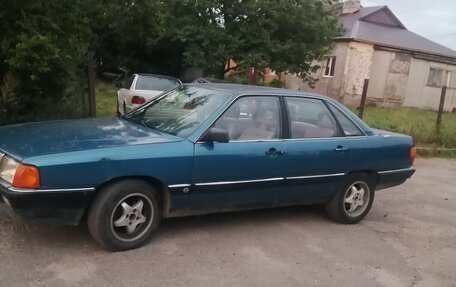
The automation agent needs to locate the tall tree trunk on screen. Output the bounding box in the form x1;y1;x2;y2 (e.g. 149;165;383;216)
253;66;261;85
215;61;227;79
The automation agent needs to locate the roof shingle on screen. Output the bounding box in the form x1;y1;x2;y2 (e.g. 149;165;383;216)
337;6;456;60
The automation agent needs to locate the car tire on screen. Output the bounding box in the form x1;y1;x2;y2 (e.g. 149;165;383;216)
326;173;375;224
87;179;161;251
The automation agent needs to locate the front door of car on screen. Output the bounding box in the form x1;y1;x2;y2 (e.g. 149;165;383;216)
191;96;286;211
277;97;352;205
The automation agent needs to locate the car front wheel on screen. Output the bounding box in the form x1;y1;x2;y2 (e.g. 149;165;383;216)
326;173;375;224
88;179;161;251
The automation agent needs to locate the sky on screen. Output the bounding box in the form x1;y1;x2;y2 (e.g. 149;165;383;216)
362;0;456;51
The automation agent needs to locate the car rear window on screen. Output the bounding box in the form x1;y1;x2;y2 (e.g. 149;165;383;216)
135;76;180;91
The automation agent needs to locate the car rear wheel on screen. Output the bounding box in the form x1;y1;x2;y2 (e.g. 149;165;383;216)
326;173;375;224
87;179;161;251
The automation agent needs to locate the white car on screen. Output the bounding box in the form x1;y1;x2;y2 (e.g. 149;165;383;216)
117;74;181;115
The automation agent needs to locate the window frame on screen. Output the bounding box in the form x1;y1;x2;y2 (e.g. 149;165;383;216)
325;101;365;137
123;86;233;138
281;96;367;140
427;67;444;88
446;71;455;89
282;96;344;140
196;94;367;143
200;95;284;143
323;56;337;78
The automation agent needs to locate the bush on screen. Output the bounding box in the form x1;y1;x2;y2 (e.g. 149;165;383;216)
0;0;92;125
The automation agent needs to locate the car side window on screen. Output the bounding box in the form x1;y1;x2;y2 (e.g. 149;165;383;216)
285;97;338;139
327;103;364;136
213;96;281;141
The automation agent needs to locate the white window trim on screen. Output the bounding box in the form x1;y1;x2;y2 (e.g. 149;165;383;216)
323;56;336;78
426;67;444;88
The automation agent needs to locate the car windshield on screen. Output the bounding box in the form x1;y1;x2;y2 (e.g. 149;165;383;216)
135;75;180;91
123;86;232;138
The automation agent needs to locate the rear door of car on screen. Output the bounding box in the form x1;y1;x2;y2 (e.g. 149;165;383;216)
191;96;287;211
277;96;353;205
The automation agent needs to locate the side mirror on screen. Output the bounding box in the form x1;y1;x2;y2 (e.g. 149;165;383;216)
200;127;229;143
115;81;123;88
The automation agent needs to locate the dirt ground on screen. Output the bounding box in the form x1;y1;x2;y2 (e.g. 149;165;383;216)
0;158;455;287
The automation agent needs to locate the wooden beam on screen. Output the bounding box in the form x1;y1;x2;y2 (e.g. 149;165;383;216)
87;51;96;118
358;79;369;119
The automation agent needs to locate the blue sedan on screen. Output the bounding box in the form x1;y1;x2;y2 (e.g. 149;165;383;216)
0;84;415;251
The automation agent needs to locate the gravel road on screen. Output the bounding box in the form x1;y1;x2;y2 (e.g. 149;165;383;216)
0;158;455;287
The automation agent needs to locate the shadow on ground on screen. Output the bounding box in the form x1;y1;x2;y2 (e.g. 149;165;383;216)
0;205;328;252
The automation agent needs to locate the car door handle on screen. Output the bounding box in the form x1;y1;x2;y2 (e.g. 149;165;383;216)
265;148;285;157
335;146;349;152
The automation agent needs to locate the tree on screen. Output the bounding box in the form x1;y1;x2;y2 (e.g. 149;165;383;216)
164;0;342;82
92;0;184;76
92;0;341;82
0;0;340;125
0;0;94;124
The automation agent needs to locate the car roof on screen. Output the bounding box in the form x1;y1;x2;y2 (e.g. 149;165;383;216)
185;83;333;100
135;73;180;81
194;77;227;83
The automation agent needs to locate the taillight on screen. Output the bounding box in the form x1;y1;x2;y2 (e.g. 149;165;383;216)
12;164;40;189
410;147;416;165
131;96;146;105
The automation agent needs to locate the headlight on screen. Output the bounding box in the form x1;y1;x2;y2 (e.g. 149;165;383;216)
0;155;20;184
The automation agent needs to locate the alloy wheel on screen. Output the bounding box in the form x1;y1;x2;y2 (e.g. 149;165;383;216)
110;193;154;242
343;181;370;218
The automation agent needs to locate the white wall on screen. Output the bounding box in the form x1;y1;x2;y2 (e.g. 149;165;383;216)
417;61;456;112
340;41;375;105
368;49;456;111
283;39;456;112
283;42;349;99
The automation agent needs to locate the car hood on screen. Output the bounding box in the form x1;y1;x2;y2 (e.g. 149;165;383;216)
0;118;181;160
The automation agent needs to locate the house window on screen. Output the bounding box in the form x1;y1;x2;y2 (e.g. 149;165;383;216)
323;56;336;77
448;71;456;89
427;68;443;87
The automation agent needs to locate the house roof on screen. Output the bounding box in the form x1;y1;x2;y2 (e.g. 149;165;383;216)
337;5;456;60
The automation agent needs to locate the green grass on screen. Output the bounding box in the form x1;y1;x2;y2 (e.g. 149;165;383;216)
358;107;456;149
416;147;456;158
96;81;117;118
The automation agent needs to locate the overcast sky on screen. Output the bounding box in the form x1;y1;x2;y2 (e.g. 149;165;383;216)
362;0;456;51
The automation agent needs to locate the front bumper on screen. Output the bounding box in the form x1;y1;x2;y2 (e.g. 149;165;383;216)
0;182;95;225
